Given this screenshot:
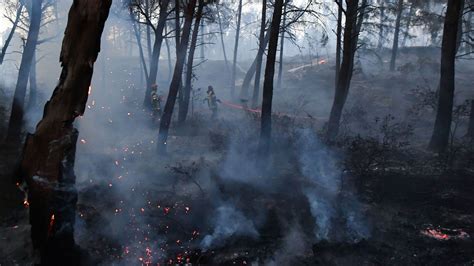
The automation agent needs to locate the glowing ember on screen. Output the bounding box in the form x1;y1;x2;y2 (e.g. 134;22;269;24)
23;199;29;208
80;139;87;144
88;86;92;95
48;214;55;235
318;59;327;65
421;225;470;241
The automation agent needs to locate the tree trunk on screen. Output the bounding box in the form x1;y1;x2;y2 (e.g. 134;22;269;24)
390;0;403;71
252;0;268;108
158;0;197;153
17;1;111;264
240;32;270;101
178;0;204;124
130;9;149;83
259;0;284;155
335;0;343;87
467;100;474;141
276;0;287;90
428;0;463;152
231;0;243;99
145;0;152;60
28;52;37;110
326;0;360;139
455;0;465;54
465;10;472;54
377;0;385;49
200;19;205;59
216;4;230;73
6;0;42;141
0;2;24;65
143;0;171;108
401;3;414;47
165;25;172;83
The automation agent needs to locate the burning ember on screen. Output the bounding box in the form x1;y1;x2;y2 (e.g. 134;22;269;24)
318;59;327;65
48;214;55;236
421;225;470;241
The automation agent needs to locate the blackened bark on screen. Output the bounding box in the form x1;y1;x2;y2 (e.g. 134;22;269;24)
6;0;42;141
231;0;243;99
144;0;171;108
390;0;403;71
252;0;267;108
335;0;342;86
0;3;24;65
165;25;172;83
259;0;284;155
467;100;474;140
178;0;204;124
17;0;111;264
28;52;37;110
276;0;287;90
429;0;463;152
327;0;360;139
146;0;152;60
158;0;197;153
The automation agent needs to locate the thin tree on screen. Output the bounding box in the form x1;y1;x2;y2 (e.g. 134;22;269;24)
216;3;230;72
252;0;268;108
428;0;463;152
178;0;205;124
326;0;362;139
377;0;385;49
17;0;111;263
259;0;284;155
390;0;404;71
0;1;24;65
6;0;43;141
231;0;243;99
158;0;197;153
276;0;288;90
335;0;343;86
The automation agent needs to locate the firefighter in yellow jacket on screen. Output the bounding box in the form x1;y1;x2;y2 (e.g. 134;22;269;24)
204;86;220;118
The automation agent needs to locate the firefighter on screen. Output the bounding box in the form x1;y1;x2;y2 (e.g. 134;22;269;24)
150;84;162;122
204;85;220;118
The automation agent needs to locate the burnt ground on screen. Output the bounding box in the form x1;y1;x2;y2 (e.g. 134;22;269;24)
1;50;474;265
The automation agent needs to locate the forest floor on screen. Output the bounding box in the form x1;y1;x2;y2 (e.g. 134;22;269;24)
1;49;474;265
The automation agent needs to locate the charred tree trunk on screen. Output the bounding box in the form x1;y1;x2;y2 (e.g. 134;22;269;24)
252;0;268;108
390;0;403;71
158;0;197;153
0;2;24;65
28;52;38;110
276;0;287;90
259;0;284;155
231;0;243;99
17;0;111;264
146;0;152;60
6;0;42;141
143;0;171;109
377;0;385;49
327;0;360;139
428;0;463;152
240;32;270;101
335;0;343;87
178;0;204;124
165;25;172;83
216;4;230;73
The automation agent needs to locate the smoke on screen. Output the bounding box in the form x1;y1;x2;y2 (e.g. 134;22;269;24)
201;203;258;249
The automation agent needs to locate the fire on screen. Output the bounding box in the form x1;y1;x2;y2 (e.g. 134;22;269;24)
80;139;87;144
318;59;327;65
23;199;29;208
421;225;470;241
48;214;55;235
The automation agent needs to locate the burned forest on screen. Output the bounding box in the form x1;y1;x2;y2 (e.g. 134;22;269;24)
1;0;474;265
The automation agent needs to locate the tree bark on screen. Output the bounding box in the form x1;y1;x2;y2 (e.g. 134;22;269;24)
276;0;287;90
158;0;197;153
259;0;284;155
28;51;38;110
428;0;463;152
6;0;42;141
231;0;243;99
178;0;204;124
17;0;111;264
143;0;171;108
326;0;361;139
130;9;149;83
467;100;474;141
0;2;24;65
335;0;343;87
145;0;152;60
252;0;268;108
401;2;414;47
390;0;404;71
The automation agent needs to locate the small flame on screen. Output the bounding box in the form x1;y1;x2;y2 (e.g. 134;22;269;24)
48;214;55;235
